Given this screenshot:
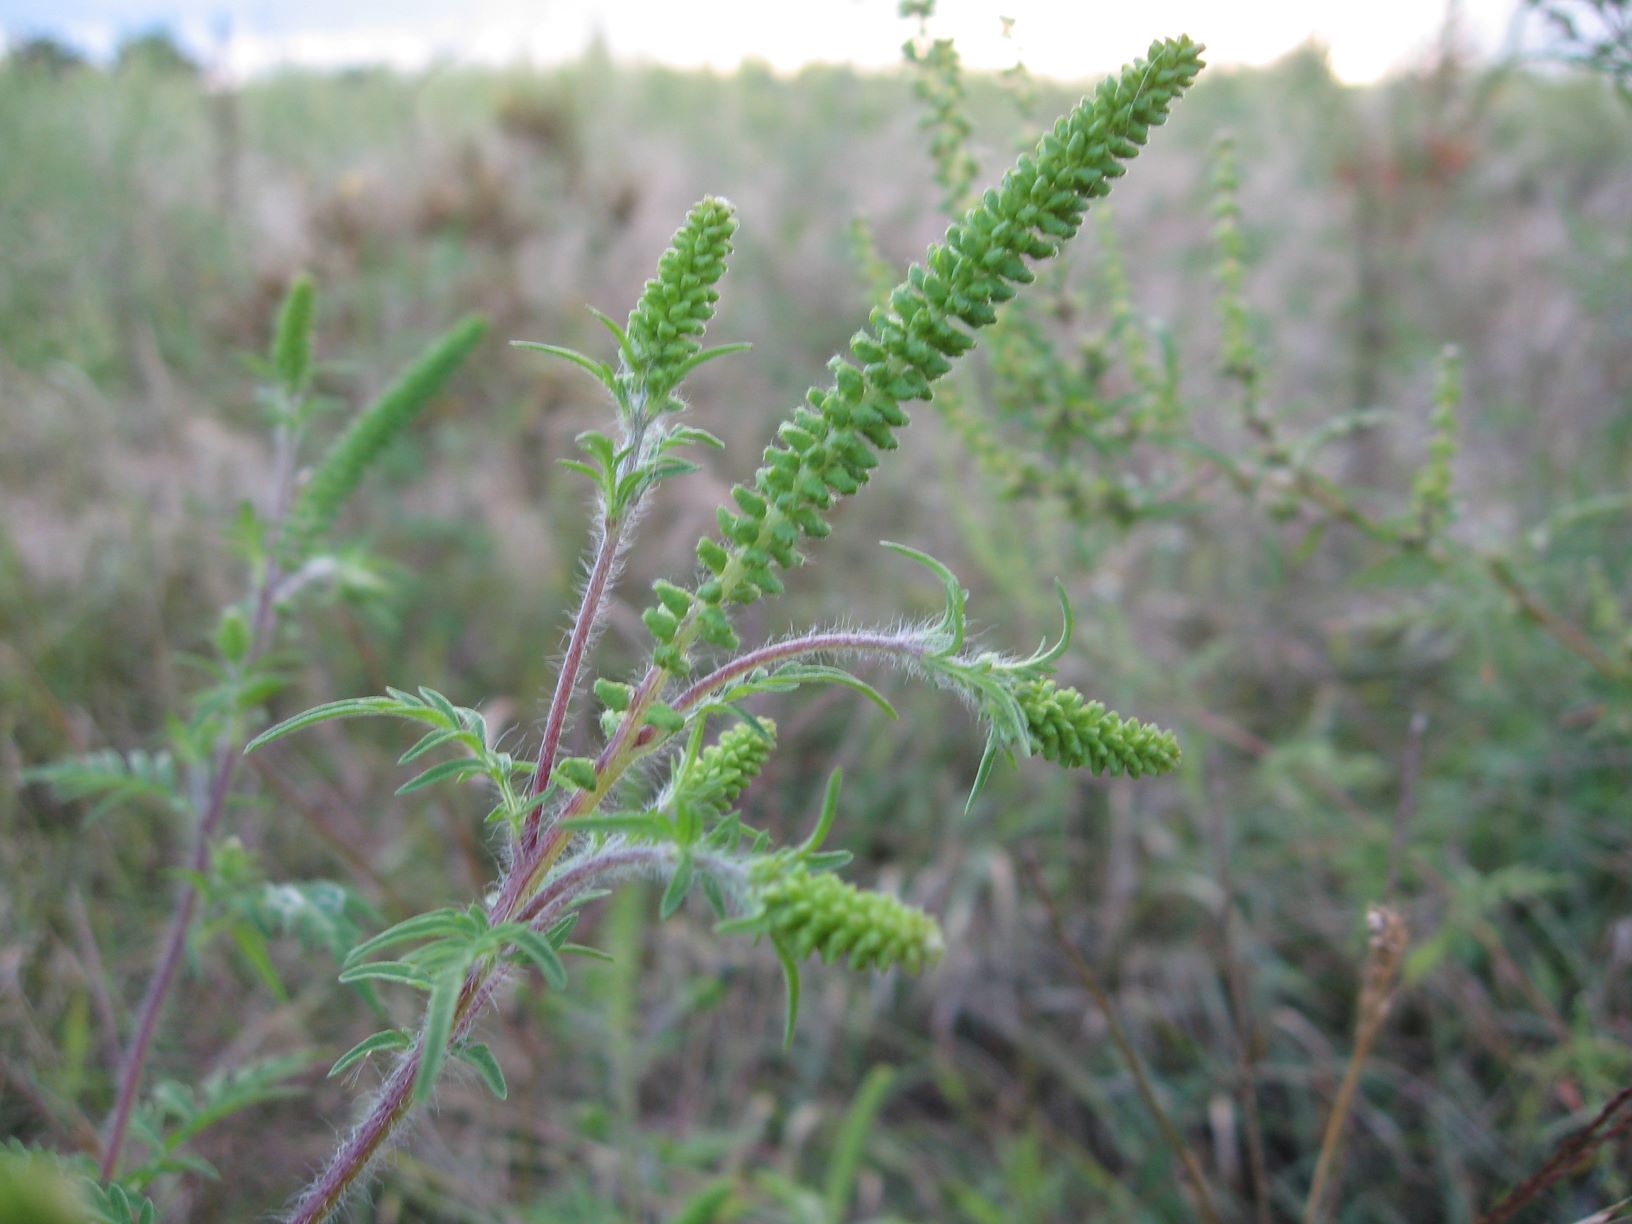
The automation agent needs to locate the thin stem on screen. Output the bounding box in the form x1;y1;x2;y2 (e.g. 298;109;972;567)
1485;553;1629;683
1303;906;1408;1223
1474;1085;1632;1224
1205;773;1271;1224
500;661;668;922
672;629;928;713
290;840;733;1223
514;845;665;929
287;965;506;1224
290;663;682;1217
100;429;299;1181
67;888;123;1074
523;512;627;851
1020;854;1224;1224
101;747;237;1179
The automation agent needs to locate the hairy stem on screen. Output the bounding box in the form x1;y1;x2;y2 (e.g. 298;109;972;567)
287;965;505;1224
672;629;929;713
524;512;628;851
290;840;730;1223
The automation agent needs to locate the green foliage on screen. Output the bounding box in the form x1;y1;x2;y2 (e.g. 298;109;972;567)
0;1150;92;1224
124;1053;312;1186
271;272;318;400
22;749;187;820
1527;0;1632;103
248;685;547;831
336;902;568;1100
1410;344;1464;538
822;1065;898;1224
901;1;979;213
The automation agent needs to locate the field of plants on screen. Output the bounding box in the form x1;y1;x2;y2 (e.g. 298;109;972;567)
2;7;1630;1221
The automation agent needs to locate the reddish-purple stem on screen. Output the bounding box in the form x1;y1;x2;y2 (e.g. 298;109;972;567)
286;965;506;1224
290;842;693;1223
672;629;925;714
101;432;298;1181
101;566;283;1179
289;578;913;1217
523;516;625;853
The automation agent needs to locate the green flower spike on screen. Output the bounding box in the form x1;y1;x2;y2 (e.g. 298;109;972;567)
663;37;1205;649
754;864;944;976
513;196;742;454
684;718;776;815
1410;344;1463;538
282;315;488;562
1016;678;1181;778
622;195;739;413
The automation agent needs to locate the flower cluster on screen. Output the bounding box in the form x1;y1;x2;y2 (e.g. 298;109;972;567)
751;864;944;975
1016;678;1181;778
659;37;1205;660
620;195;737;413
681;719;776;815
1410;345;1463;538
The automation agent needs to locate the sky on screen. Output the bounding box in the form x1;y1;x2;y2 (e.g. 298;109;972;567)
0;0;1539;85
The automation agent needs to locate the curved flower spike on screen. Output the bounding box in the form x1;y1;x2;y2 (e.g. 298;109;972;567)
659;37;1206;657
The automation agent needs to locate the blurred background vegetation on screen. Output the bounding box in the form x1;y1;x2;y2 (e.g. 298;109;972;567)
2;8;1630;1220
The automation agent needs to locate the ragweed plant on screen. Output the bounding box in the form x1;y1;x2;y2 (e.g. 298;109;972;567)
242;36;1204;1221
24;280;486;1217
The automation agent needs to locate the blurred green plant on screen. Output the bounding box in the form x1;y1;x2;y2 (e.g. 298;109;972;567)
24;277;486;1200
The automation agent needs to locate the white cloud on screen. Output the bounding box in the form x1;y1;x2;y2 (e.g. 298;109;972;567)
2;0;1529;84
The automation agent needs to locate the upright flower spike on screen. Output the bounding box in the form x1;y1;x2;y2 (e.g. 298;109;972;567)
281;315;488;563
620;195;738;416
1015;678;1181;778
656;37;1205;657
1410;345;1463;539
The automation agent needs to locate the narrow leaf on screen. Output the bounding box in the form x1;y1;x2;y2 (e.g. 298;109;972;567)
510;340;613;388
336;961;432;989
661;853;695;920
453;1042;508;1100
799;770;843;856
245;697;431;753
397;727;464;765
328;1028;412;1078
395;756;486;795
505;926;568;990
774;936;802;1050
343;908;471;968
413;972;461;1103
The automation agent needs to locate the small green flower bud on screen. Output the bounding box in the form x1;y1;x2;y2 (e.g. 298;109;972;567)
643;606;679;643
653;579;692;617
555;757;600;792
644;703;685;734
